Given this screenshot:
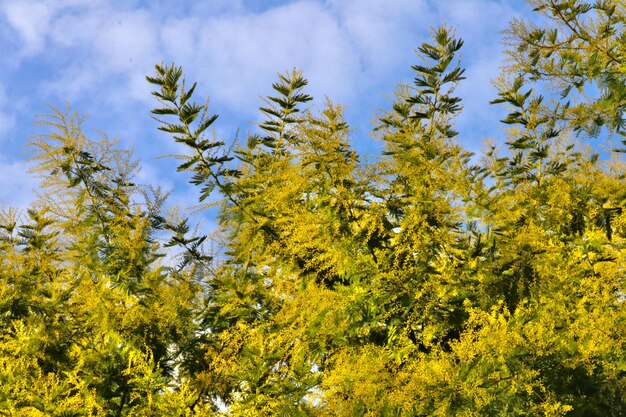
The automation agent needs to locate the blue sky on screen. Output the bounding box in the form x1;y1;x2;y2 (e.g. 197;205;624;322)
0;0;535;217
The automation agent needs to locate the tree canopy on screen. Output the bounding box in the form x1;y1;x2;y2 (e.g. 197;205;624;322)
2;1;626;416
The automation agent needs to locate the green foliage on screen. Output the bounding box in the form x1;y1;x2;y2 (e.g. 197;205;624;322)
505;0;626;139
3;5;626;416
147;63;235;203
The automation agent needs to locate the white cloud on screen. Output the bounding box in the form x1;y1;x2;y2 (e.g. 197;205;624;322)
44;6;159;103
325;0;430;75
0;0;109;58
0;158;37;210
156;0;437;123
159;17;199;65
1;1;55;56
0;0;537;211
91;11;158;72
6;0;527;124
0;86;16;138
188;1;360;110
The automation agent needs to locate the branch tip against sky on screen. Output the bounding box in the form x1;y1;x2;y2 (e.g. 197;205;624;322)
0;0;534;212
